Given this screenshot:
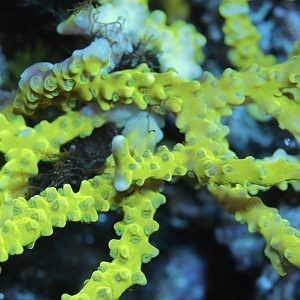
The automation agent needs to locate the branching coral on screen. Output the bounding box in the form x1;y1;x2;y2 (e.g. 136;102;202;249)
1;0;300;299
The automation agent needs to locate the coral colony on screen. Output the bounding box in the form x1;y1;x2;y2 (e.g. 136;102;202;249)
1;0;300;299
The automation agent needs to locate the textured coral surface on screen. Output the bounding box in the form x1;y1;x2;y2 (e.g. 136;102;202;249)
1;0;300;299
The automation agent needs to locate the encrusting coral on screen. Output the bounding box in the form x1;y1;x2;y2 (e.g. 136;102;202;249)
1;0;300;299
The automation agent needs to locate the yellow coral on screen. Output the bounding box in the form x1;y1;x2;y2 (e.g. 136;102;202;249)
219;0;276;69
2;0;300;299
